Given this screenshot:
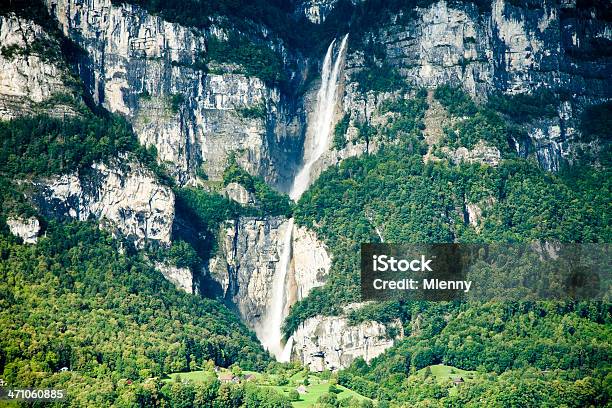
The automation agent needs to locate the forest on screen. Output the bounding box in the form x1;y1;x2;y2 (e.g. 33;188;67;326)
0;221;271;406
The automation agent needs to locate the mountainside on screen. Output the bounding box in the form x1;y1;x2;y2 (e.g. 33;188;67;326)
0;0;610;406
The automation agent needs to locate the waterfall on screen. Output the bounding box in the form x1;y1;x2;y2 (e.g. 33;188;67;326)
290;34;349;201
255;218;294;360
280;336;294;362
256;34;348;362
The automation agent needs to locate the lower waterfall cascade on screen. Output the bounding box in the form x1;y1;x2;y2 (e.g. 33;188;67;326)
254;218;294;360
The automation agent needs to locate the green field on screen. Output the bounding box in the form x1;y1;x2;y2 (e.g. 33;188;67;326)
416;364;479;396
417;364;476;382
165;369;217;383
269;377;372;407
166;369;371;407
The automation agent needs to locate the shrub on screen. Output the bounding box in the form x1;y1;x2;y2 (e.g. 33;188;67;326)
170;94;185;113
333;114;350;150
579;101;612;142
206;34;287;89
288;389;300;401
487;89;559;122
236;103;267;120
353;62;406;94
434;84;477;117
222;159;293;217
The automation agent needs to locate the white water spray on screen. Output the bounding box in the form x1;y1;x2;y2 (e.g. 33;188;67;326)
280;335;294;362
255;218;294;360
290;34;349;201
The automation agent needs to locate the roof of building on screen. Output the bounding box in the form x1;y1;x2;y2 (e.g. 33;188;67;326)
218;372;235;381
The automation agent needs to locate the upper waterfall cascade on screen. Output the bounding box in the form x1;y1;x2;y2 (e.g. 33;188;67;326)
290;34;349;201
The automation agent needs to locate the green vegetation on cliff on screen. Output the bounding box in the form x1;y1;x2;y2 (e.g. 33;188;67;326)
222;160;293;218
0;114;151;178
284;147;610;336
205;35;287;89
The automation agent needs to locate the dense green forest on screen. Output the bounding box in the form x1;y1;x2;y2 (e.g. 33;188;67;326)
0;222;270;406
284;149;611;335
282;151;611;405
0;114;155;178
337;300;611;406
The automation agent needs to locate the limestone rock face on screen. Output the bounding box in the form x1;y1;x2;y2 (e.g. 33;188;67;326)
361;0;611;99
448;140;501;166
290;309;401;372
31;157;174;248
208;216;286;326
465;197;496;231
0;15;80;119
45;0;304;186
289;225;332;303
223;182;255;206
208;217;330;329
155;261;193;293
336;0;611;171
6;216;41;244
296;0;340;24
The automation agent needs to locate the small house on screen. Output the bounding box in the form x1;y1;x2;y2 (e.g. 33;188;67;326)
218;372;235;383
452;377;464;386
296;385;308;394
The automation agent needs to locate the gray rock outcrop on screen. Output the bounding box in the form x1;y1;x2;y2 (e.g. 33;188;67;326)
223;182;255;206
45;0;305;187
208;217;331;330
296;0;340;24
291;305;402;372
0;14;80;119
155;261;193;293
31;157;174;248
6;216;41;244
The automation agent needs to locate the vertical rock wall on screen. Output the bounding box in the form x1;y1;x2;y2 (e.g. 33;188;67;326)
45;0;305;187
208;217;331;331
31;157;175;248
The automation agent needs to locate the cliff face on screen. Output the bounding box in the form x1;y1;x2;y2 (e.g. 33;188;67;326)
6;216;41;244
336;0;611;171
208;216;331;331
31;157;174;248
291;310;402;371
44;0;305;187
0;15;81;119
296;0;341;24
155;261;194;293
